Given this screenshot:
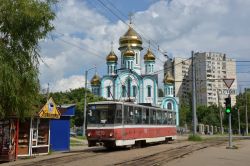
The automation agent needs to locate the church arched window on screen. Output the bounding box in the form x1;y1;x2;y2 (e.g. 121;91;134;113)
127;78;131;98
136;53;138;64
133;85;137;97
147;86;152;97
107;86;111;98
122;85;126;97
167;102;172;110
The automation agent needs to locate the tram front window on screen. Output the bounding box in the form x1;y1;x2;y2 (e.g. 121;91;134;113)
87;104;116;125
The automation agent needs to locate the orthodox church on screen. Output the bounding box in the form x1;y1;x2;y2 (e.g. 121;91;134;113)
90;24;179;125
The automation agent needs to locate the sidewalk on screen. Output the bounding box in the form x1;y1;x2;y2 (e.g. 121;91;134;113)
167;139;250;166
1;145;89;166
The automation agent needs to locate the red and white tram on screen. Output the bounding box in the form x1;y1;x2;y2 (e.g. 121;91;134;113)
86;101;177;148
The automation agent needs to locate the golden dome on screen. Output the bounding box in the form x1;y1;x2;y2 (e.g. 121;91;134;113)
164;71;175;84
119;26;143;50
91;73;101;86
123;46;135;57
144;49;155;61
106;51;118;62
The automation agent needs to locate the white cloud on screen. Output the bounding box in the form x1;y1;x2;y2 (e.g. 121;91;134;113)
39;0;250;92
48;75;85;92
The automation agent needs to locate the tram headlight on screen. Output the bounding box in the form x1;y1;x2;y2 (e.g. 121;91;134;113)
87;132;91;137
109;132;113;137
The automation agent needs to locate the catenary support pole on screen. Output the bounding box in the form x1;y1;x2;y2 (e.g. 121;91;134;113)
83;70;88;136
217;90;224;134
192;51;197;135
246;88;248;135
238;108;241;135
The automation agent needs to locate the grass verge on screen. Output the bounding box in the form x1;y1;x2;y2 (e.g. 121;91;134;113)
188;134;203;141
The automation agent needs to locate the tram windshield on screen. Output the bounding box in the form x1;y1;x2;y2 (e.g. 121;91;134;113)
87;104;119;125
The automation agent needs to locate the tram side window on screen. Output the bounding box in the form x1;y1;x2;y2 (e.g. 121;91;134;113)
172;112;176;125
115;104;122;124
156;110;162;125
142;108;149;124
150;109;156;124
168;112;172;125
134;107;142;124
124;106;134;124
163;112;168;124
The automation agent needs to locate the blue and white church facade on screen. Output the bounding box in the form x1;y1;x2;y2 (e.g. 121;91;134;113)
90;25;179;125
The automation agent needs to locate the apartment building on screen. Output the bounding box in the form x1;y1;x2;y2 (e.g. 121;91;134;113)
164;52;237;106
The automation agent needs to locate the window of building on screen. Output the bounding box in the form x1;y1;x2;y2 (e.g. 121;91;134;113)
107;86;111;97
136;53;138;64
133;85;137;97
122;85;126;97
167;102;172;110
147;86;152;97
127;78;131;98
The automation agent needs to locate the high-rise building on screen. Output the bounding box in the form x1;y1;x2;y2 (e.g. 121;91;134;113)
166;52;237;107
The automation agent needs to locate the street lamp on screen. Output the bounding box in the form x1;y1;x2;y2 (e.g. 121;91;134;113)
83;67;96;136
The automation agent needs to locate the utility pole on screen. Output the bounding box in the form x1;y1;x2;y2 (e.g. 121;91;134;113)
217;90;224;134
47;83;50;100
245;88;248;135
192;51;197;135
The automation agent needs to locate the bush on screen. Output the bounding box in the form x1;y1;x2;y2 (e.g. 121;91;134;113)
188;134;202;141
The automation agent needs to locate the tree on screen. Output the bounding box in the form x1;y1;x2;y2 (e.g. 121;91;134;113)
47;88;104;126
179;103;192;126
0;0;56;118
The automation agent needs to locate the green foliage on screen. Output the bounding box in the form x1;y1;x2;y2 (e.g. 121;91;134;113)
0;0;55;119
188;134;202;141
197;104;220;126
48;88;104;126
232;91;250;131
179;103;192;126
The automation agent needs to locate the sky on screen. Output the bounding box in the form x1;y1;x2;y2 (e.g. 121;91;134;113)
39;0;250;93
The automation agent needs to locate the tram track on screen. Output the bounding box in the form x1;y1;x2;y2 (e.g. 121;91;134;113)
8;137;237;166
12;148;107;166
113;139;226;166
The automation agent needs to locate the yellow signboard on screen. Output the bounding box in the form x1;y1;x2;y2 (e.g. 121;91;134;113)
39;97;61;119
